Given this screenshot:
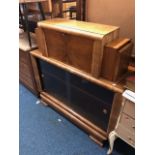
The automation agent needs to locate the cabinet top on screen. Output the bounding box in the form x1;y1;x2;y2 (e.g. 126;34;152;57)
38;18;119;40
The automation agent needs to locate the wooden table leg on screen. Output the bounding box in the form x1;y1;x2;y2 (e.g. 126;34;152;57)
107;131;117;154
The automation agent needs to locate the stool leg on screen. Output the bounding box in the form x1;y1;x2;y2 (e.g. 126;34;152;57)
107;131;117;154
19;4;25;30
69;10;72;19
37;2;45;20
22;3;31;47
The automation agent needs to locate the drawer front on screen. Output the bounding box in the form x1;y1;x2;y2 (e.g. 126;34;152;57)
19;62;32;77
19;50;30;64
123;100;135;118
119;113;135;134
116;124;135;147
20;71;35;90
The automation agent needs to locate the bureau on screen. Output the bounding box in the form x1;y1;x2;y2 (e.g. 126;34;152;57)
19;32;38;95
107;90;135;154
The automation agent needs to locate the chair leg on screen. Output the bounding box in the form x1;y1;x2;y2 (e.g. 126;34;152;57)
19;4;25;30
22;3;32;47
37;2;45;20
107;131;117;154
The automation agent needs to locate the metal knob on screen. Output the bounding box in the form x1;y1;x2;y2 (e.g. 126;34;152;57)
103;109;108;115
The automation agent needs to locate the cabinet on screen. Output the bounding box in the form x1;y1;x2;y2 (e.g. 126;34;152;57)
30;19;132;145
107;90;135;154
19;32;38;95
30;48;125;145
36;18;120;78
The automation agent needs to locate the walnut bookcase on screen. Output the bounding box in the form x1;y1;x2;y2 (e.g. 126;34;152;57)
30;19;131;145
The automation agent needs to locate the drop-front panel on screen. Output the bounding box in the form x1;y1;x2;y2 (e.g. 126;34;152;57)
36;18;120;78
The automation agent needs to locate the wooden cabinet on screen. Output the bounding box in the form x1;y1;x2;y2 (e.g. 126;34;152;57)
19;32;38;95
30;19;133;145
36;18;120;78
107;90;135;154
36;19;132;82
37;58;114;131
30;49;124;145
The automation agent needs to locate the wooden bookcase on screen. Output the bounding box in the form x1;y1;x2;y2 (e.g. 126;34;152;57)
29;19;132;145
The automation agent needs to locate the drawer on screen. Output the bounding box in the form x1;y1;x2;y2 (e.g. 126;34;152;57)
19;63;31;75
19;50;30;63
123;99;135;118
119;113;135;134
20;72;35;89
116;124;135;147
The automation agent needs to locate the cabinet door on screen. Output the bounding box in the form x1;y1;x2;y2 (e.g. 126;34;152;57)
38;59;114;130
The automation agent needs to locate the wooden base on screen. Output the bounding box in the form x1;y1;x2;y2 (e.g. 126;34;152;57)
40;91;107;144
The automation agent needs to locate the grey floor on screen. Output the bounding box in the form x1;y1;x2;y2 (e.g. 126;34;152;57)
19;84;135;155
